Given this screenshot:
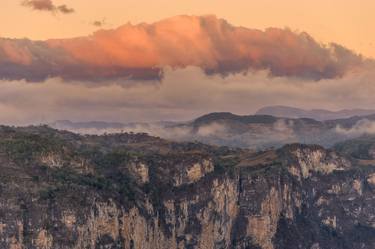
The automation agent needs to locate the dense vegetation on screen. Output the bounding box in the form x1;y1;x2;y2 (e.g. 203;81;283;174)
0;125;243;211
334;135;375;160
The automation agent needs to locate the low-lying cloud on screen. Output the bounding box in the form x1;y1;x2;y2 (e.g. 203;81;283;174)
1;67;375;126
22;0;74;14
51;118;301;149
335;119;375;136
0;15;366;82
53;118;375;149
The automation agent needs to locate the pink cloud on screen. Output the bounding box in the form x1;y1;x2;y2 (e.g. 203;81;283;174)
0;15;365;82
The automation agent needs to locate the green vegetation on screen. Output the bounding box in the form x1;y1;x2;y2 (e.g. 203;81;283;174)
213;155;239;177
0;130;66;162
334;136;375;160
35;166;137;203
39;186;60;200
93;150;135;168
52;169;108;189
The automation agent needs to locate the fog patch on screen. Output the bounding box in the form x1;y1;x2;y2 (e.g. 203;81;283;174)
196;122;227;137
335;119;375;136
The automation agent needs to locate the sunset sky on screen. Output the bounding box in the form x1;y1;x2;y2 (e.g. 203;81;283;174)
2;0;374;57
0;0;374;125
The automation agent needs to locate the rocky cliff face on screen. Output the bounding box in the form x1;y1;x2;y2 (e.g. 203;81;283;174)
1;126;375;249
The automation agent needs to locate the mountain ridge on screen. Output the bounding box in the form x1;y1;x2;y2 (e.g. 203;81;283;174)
255;105;375;121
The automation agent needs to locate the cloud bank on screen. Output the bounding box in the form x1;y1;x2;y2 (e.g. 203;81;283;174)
22;0;74;14
0;15;366;82
1;67;375;126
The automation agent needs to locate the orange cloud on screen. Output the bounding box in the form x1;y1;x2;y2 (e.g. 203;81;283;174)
0;15;366;82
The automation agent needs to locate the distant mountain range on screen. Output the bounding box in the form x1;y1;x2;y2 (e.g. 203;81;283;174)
255;105;375;121
50;110;375;150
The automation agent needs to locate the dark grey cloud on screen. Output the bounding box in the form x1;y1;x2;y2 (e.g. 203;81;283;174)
22;0;74;14
92;19;106;27
56;4;74;14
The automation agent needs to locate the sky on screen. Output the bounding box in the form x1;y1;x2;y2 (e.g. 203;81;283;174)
0;0;374;124
2;0;375;57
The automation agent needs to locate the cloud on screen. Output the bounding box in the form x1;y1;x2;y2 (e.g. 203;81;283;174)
335;119;375;136
196;122;227;137
22;0;54;11
0;15;367;82
22;0;74;14
56;4;74;14
92;19;106;27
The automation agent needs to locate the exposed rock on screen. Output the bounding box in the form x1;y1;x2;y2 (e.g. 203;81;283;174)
173;159;214;186
39;153;64;168
35;229;53;249
129;162;149;184
186;159;214;183
291;147;349;178
367;173;375;186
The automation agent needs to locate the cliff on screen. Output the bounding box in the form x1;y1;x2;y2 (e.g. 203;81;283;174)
1;126;375;249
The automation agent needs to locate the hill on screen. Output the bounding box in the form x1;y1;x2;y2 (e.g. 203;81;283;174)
256;105;375;121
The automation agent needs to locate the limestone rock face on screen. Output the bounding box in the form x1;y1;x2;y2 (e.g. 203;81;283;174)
174;159;215;186
291;146;350;178
1;127;375;249
128;162;149;184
